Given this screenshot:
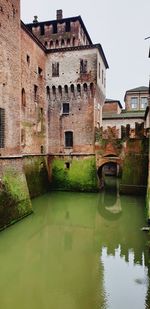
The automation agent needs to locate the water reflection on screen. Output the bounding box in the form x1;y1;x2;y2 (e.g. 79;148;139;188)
0;180;149;308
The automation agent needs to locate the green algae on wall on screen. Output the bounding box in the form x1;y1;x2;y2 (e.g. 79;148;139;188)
0;166;32;230
51;156;98;192
23;156;49;198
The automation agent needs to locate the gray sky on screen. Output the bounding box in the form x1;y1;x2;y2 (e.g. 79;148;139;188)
21;0;150;105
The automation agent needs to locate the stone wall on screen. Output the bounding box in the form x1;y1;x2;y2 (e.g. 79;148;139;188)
23;155;50;198
21;26;47;155
120;139;149;195
0;157;32;230
49;154;98;192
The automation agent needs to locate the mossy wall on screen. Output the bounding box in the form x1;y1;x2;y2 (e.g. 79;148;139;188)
51;155;98;192
23;156;49;198
0;159;32;230
120;139;149;195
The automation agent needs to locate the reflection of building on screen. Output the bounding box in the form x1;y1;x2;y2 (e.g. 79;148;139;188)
102;86;149;138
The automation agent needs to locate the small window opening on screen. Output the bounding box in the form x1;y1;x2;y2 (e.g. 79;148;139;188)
34;85;38;101
52;85;56;95
63;103;69;114
77;84;81;93
27;54;30;65
73;37;76;46
80;59;87;74
61;39;65;47
45;41;48;47
46;86;50;100
58;85;62;96
38;67;43;76
22;88;26;107
65;162;70;169
64;85;68;93
41;145;44;154
65;131;73;148
71;84;74;93
83;83;88;92
90;83;94;96
56;40;59;48
52;62;59;77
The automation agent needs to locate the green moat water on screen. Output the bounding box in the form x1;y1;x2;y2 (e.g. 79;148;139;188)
0;178;150;309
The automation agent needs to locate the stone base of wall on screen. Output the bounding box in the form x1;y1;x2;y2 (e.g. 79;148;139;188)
49;154;98;192
0;157;33;231
119;184;147;195
23;155;50;198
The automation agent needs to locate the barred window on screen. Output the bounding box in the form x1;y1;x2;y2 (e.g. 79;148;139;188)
0;108;5;148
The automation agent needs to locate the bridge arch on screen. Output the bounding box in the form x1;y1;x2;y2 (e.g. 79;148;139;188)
97;155;122;190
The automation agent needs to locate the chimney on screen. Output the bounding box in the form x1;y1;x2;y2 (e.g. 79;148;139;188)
56;10;63;20
33;16;38;23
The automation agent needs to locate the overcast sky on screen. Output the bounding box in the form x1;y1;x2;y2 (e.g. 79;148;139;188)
21;0;150;105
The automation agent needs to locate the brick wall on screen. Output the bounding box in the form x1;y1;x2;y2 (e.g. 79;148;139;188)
46;48;106;153
21;27;47;154
0;0;21;155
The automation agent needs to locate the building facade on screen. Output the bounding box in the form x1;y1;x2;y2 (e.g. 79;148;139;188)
0;3;108;157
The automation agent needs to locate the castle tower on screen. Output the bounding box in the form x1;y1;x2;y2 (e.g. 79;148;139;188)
0;0;21;156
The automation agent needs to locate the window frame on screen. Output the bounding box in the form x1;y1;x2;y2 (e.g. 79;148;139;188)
65;131;73;148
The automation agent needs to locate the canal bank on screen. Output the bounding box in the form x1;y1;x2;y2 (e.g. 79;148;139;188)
0;143;150;230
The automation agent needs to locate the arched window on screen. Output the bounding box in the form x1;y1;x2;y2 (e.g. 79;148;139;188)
83;83;88;92
64;85;68;94
50;40;53;48
46;86;50;100
45;41;48;47
52;85;56;95
61;39;65;47
90;83;94;96
55;40;59;48
67;38;70;46
22;88;26;107
77;84;81;93
73;37;76;46
58;85;62;96
71;84;75;93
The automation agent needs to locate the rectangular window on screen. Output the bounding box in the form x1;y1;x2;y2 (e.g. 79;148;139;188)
80;59;87;74
65;131;73;147
63;103;69;114
131;97;138;109
52;62;59;77
0;108;5;148
140;97;148;109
